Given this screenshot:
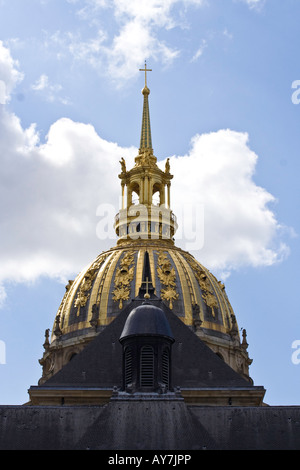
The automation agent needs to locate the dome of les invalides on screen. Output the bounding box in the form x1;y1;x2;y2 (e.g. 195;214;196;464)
39;66;252;385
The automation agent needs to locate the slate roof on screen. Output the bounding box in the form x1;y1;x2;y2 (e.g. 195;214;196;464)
38;297;253;390
5;296;287;451
1;404;300;450
2;296;300;450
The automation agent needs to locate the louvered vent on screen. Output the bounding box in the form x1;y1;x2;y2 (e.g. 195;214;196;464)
124;347;133;386
140;346;154;387
162;348;169;387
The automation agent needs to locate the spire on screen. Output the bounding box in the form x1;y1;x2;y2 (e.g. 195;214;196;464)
114;64;178;244
139;61;153;152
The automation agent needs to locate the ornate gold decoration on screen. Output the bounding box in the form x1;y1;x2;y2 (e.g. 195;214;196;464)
184;254;218;318
161;286;179;310
120;157;126;173
156;252;178;309
74;268;97;314
157;252;175;281
165;158;170;174
113;250;135;309
74;290;90;315
201;291;218;318
74;255;107;316
134;148;157;167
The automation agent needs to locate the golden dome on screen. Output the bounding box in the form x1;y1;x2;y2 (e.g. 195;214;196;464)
39;64;252;385
51;241;237;344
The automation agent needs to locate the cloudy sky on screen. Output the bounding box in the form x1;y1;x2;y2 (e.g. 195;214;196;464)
0;0;300;405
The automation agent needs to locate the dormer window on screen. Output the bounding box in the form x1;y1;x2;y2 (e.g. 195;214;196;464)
119;302;174;394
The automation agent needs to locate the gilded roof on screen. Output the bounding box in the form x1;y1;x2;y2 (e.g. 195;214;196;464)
52;241;238;344
50;67;239;349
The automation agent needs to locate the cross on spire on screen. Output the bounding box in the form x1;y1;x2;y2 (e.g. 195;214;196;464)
142;277;151;299
139;61;152;88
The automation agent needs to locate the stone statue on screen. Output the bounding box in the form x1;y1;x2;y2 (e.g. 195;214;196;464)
120;157;126;173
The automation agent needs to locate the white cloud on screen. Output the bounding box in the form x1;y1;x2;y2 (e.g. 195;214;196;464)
0;116;289;289
52;0;206;83
0;40;23;104
43;0;266;84
168;130;289;278
112;0;204;27
0;109;136;284
104;19;180;83
32;74;51;91
0;43;133;291
31;74;70;105
191;39;207;62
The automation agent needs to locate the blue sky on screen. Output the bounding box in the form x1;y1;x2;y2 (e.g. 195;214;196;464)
0;0;300;405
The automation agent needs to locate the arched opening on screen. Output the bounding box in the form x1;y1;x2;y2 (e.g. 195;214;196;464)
128;182;140;206
132;191;139;205
152;191;160;206
152;182;164;206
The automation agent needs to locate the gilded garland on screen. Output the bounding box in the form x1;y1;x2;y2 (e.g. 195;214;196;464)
156;251;178;310
113;250;135;309
74;254;108;316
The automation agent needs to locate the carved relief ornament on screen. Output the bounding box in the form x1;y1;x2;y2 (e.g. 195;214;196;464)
156;251;178;310
113;250;135;309
74;254;108;316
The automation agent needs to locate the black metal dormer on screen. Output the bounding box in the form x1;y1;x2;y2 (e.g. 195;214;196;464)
119;301;175;394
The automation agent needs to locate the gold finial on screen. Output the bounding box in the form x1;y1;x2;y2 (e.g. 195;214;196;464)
139;61;152;88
